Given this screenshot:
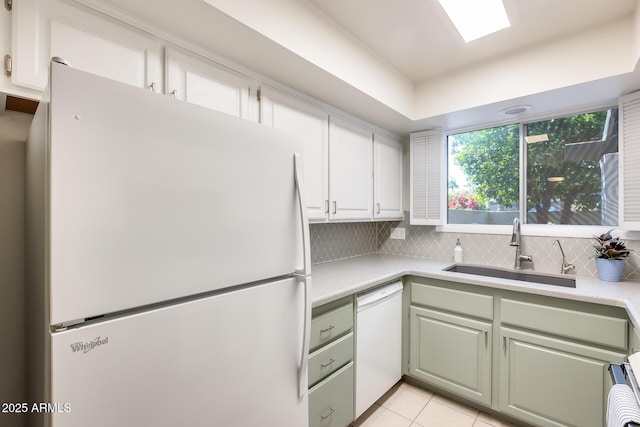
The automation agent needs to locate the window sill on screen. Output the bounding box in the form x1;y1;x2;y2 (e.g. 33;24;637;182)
436;224;638;239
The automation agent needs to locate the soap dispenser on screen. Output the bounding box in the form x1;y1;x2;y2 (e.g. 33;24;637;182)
454;238;463;263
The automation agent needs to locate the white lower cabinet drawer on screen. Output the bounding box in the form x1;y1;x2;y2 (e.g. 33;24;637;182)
309;362;354;427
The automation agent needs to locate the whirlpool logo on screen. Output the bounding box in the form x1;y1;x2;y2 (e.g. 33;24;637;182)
70;336;109;354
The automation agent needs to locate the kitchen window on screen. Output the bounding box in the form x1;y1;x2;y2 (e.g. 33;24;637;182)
447;107;619;227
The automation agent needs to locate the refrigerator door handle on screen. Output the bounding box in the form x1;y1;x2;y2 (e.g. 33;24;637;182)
294;153;311;399
294;154;311;398
297;276;311;399
293;153;311;276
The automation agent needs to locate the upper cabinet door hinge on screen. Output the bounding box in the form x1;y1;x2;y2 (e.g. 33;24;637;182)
4;54;12;77
5;0;12;11
256;87;261;103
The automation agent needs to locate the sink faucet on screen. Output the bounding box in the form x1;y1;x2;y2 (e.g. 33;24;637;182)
553;239;575;274
510;218;532;269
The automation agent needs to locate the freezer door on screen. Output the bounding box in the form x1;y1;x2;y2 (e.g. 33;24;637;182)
46;63;305;325
49;277;308;427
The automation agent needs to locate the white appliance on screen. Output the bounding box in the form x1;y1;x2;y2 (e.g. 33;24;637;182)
26;61;311;427
355;281;403;418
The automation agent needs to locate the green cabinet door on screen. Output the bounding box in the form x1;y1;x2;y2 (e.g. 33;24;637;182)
499;327;626;427
409;306;492;406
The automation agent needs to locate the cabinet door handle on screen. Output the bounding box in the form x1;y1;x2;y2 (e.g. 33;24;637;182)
325;200;329;214
503;336;507;353
484;330;488;347
321;358;335;368
320;325;335;334
321;408;335;420
376;203;381;214
332;201;337;214
147;82;157;92
170;89;178;98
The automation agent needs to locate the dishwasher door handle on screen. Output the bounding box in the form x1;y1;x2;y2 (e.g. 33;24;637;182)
356;281;403;311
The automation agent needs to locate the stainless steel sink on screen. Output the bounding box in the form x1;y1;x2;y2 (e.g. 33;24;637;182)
444;264;576;288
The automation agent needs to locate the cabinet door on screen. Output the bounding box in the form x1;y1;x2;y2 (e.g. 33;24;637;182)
499;327;625;427
329;117;373;221
374;134;404;220
409;306;491;406
0;6;38;99
165;47;255;120
12;0;162;92
261;88;329;221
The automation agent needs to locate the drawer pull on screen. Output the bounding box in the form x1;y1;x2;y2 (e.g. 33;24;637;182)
320;325;335;334
321;408;335;420
321;358;336;368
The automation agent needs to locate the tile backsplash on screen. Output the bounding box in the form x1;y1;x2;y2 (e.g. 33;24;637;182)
310;213;640;281
310;222;378;264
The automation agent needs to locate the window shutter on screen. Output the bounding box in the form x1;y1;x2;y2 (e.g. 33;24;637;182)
410;130;444;225
620;91;640;229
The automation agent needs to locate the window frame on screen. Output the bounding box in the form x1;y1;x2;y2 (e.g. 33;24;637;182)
437;102;622;238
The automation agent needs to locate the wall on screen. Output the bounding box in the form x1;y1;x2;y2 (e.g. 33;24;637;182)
311;215;640;281
0;111;30;427
415;15;637;121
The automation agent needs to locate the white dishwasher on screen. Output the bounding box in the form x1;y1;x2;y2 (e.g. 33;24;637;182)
355;281;403;418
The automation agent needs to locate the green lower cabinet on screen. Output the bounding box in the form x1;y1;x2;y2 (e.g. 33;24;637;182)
499;327;626;427
309;363;354;427
409;305;492;406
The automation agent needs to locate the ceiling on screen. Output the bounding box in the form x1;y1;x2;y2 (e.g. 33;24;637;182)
308;0;638;83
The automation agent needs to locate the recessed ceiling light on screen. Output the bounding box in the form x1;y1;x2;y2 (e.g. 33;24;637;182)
438;0;511;43
501;105;531;116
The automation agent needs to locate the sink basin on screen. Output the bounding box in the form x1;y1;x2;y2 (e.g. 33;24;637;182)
444;264;576;288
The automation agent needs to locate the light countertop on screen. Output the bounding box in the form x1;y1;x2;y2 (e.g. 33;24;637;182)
311;254;640;328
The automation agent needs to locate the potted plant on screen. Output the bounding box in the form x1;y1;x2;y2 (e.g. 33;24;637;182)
592;230;632;282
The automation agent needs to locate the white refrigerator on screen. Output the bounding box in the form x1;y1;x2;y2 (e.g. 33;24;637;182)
26;61;311;427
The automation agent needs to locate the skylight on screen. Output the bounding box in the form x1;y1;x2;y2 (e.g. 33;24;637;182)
438;0;511;43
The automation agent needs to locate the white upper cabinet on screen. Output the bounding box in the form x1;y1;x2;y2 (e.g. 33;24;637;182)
374;134;404;220
165;47;256;120
329;116;374;221
9;0;400;224
12;0;162;92
260;88;329;221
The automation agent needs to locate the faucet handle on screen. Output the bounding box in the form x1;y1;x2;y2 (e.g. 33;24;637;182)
553;239;574;274
510;218;521;246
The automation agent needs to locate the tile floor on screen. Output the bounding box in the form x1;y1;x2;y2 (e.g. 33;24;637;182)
351;381;518;427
